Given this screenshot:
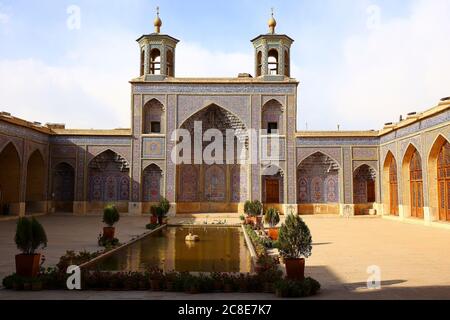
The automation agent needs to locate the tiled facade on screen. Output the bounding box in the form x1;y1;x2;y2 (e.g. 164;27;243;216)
1;17;450;226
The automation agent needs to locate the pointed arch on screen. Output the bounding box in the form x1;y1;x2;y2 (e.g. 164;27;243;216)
179;103;247;131
88;150;130;204
268;49;279;75
25;149;46;214
142;163;163;202
143;98;165;134
166;49;174;77
402;144;424;219
284;49;290;77
297;151;341;206
0;143;21;214
149;48;161;75
353;165;376;203
256;51;262;77
382;151;399;216
52;162;75;212
298;150;342;169
262;164;284;205
262;99;284;135
428;134;450;222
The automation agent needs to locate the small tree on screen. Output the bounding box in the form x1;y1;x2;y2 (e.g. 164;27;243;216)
15;217;48;255
159;197;171;217
103;205;120;227
244;200;263;217
278;214;312;260
264;208;280;227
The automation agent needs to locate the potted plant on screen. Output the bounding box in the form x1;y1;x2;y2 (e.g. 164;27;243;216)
159;197;171;224
264;208;281;240
14;217;48;278
102;205;120;240
278;214;312;281
2;203;10;216
244;200;263;225
150;205;158;225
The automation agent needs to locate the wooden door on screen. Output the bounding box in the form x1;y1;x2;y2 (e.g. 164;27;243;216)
266;179;280;203
438;141;450;222
410;150;424;219
389;158;399;216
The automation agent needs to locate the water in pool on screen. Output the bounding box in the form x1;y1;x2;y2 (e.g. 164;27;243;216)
91;227;253;273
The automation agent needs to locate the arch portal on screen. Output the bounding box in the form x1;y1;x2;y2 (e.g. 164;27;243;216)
88;150;130;212
25;150;46;214
176;104;248;214
52;162;75;213
0;143;21;215
297;152;340;214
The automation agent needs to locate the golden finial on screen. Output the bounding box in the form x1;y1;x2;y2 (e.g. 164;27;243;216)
268;7;277;34
154;6;162;33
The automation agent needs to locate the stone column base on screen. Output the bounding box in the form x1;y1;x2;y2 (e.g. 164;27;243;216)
283;204;298;216
398;205;407;219
339;204;355;217
128;202;143;215
168;203;177;216
73;201;87;215
18;202;26;217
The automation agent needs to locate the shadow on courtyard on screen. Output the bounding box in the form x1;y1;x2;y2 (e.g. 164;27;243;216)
306;265;450;300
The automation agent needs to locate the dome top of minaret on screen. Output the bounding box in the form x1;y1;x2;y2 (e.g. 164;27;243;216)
268;8;277;34
154;6;162;33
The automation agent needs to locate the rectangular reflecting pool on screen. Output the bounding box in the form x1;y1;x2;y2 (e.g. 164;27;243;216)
90;226;253;273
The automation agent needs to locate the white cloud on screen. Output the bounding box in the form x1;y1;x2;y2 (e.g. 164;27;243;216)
0;32;256;129
330;0;450;130
176;42;253;77
0;30;137;129
0;12;9;25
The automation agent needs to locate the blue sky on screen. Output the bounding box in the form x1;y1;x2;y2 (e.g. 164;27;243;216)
0;0;449;130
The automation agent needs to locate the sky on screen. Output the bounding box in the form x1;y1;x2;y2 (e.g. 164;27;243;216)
0;0;449;130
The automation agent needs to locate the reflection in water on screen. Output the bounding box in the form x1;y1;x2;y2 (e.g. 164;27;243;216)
92;227;252;273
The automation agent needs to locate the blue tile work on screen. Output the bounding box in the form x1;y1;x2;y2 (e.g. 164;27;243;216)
133;83;297;95
380;110;450;144
50;136;132;145
0;121;49;144
297;137;380;146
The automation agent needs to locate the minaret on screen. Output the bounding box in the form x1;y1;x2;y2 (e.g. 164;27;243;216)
136;7;179;81
251;9;294;79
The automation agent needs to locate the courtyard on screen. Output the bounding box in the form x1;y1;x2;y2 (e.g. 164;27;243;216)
0;214;449;300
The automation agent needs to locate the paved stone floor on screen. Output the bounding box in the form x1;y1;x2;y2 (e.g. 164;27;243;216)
0;214;449;300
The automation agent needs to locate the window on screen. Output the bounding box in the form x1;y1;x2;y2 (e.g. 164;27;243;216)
151;121;161;134
284;50;290;77
166;50;174;77
268;122;278;134
268;49;279;75
150;49;161;75
257;51;262;77
140;49;145;76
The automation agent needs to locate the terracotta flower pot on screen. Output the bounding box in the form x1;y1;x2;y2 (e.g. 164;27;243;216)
284;258;305;281
103;227;115;240
150;216;158;225
268;228;279;241
150;280;161;291
15;254;41;278
256;216;263;226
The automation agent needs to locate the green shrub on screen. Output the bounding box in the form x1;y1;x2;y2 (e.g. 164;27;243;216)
14;217;47;255
264;208;280;227
274;277;321;298
159;197;171;216
103;205;120;227
244;200;263;216
278;214;312;259
146;223;159;230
